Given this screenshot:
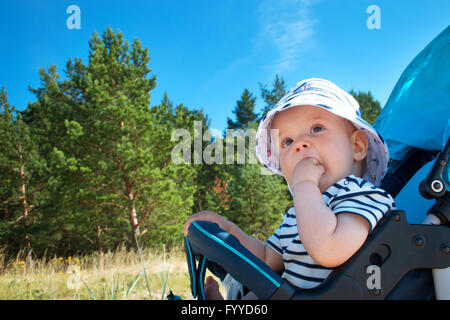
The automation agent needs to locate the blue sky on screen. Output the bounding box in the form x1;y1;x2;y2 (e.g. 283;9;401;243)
1;0;449;132
1;0;448;222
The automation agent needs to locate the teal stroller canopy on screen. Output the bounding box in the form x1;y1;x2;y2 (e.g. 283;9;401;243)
375;26;450;224
374;25;450;161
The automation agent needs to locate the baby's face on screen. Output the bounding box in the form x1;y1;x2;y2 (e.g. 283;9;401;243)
271;105;365;193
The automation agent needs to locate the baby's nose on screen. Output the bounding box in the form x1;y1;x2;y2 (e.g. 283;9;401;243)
294;141;310;153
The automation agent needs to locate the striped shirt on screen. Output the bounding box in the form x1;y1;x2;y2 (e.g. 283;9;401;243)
266;175;395;289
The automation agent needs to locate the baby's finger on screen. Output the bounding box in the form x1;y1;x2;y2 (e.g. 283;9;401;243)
184;211;210;236
318;165;325;175
184;220;190;236
184;216;196;236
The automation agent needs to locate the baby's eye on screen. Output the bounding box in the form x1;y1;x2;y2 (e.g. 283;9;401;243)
310;125;324;134
281;138;293;148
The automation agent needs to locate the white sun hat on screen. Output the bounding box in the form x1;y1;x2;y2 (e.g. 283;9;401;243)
255;78;389;186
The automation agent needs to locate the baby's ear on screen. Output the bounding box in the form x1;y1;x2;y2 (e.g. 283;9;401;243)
351;130;369;161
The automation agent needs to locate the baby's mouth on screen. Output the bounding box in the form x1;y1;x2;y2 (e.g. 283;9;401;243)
303;156;322;166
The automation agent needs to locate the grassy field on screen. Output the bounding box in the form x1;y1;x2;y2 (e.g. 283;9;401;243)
0;246;223;300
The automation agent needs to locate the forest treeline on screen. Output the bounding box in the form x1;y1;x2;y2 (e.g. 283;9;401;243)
0;27;381;257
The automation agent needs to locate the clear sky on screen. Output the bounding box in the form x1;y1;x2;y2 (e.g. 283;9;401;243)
1;0;449;132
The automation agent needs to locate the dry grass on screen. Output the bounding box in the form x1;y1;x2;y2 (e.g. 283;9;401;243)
0;245;224;300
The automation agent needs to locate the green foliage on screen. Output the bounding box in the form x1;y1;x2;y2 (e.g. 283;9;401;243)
0;87;43;253
222;87;291;239
226;88;258;130
226;162;291;240
349;89;381;125
3;27;199;255
259;74;287;121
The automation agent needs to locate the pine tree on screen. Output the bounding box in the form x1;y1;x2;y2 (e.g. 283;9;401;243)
22;61;119;254
226;135;291;240
0;87;42;254
80;27;198;249
259;74;287;121
349;89;381;125
227;89;258;130
20;27;200;253
222;86;291;239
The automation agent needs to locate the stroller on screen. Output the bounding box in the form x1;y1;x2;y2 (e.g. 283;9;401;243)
182;26;450;300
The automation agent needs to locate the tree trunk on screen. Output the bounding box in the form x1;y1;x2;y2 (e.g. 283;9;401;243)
124;177;140;248
18;143;31;251
96;224;103;254
129;200;140;248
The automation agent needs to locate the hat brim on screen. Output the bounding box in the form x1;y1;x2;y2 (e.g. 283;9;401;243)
255;101;389;186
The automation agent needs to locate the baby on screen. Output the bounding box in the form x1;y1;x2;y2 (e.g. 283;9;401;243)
184;78;395;299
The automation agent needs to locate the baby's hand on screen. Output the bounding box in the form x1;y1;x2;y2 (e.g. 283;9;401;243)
291;157;324;188
184;210;231;236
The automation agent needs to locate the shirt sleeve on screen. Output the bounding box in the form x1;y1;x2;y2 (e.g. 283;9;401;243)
265;206;293;255
328;177;395;232
266;229;282;255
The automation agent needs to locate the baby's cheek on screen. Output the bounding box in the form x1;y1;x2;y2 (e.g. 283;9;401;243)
281;164;294;186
